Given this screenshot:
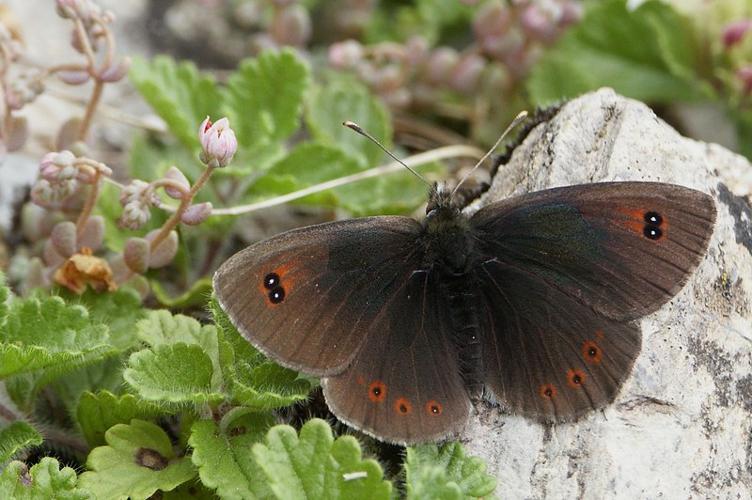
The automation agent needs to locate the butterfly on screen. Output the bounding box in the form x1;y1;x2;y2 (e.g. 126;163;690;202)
213;174;716;445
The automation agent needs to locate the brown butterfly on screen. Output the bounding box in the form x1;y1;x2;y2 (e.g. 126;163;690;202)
214;178;715;444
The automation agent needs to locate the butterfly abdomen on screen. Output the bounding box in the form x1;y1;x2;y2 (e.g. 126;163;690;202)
439;271;484;397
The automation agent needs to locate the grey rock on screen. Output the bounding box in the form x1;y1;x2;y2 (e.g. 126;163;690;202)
464;88;752;499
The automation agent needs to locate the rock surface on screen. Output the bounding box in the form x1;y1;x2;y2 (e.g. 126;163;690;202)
463;88;752;499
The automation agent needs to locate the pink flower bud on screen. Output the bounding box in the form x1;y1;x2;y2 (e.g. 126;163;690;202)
180;202;212;226
163;166;190;199
98;57;131;83
449;53;485;93
270;4;312;46
198;117;238;168
145;229;178;268
79;215;105;250
43;239;66;267
425;47;459;83
58;70;91;85
723;20;752;48
123;237;150;274
329;39;363;69
119;201;151;230
51;221;78;258
520;4;559;44
473;1;511;39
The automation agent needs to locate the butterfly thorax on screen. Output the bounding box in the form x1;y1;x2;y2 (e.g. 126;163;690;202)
422;182;476;273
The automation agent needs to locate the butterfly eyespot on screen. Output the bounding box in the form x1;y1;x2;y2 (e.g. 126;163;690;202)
263;273;281;289
394;397;413;415
539;384;557;399
567;369;587;388
582;340;603;364
644;211;663;226
643;225;663;240
368;381;387;402
268;287;286;304
425;400;443;416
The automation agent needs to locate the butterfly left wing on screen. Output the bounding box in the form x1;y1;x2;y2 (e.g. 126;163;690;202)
322;269;471;445
470;182;716;321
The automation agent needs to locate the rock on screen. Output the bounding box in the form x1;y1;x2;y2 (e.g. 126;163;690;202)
464;88;752;498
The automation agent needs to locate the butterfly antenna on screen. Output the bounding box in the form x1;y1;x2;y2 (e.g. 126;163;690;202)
343;121;431;186
450;110;528;198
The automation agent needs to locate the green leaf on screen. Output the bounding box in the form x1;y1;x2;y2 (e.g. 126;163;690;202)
306;78;392;168
405;443;496;499
209;298;312;409
0;422;43;463
0;457;90;499
223;49;309;148
252;419;392;500
0;295;117;382
51;358;129;418
189;415;275;499
75;288;145;351
527;0;705;105
79;419;196;500
129;56;221;150
124;343;225;405
76;391;163;447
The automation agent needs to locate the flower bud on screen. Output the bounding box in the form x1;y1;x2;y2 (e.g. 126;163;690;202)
51;221;78;258
98;57;131;82
328;39;363;69
180;202;212;226
270;4;312;46
58;70;91;85
119;201;151;230
43;239;66;267
163;166;190;199
425;47;459;84
79;215;105;250
473;1;510;39
520;4;559;44
198;117;238;168
145;229;178;268
723;20;752;48
449;53;485;93
123;237;150;274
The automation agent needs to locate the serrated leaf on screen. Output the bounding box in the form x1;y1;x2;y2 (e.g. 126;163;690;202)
252;419;391;500
0;421;43;463
527;0;705;105
223;49;309;149
76;391;163;447
129;56;221;150
124;343;226;404
51;358;129;418
306;78;392;168
79;419;196;500
0;294;117;383
75;288;145;351
405;443;496;499
209;298;312;409
189;415;275;499
0;457;90;499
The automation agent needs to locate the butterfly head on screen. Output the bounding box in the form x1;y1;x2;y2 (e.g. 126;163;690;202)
426;182;460;218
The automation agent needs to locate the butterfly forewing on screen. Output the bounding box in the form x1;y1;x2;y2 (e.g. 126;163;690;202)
213;216;422;376
470;182;716;321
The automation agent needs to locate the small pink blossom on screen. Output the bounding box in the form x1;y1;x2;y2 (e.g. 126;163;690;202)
723;19;752;48
199;117;238;168
180;202;213;226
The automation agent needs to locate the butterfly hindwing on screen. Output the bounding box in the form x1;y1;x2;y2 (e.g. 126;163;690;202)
470;182;716;321
213;216;423;376
476;259;641;421
322;269;471;445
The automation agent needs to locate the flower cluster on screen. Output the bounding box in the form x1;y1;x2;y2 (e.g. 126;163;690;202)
22;116;237;295
328;0;582;110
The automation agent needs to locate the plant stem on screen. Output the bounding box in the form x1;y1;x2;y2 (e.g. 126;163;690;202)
75;170;102;238
149;166;216;251
77;78;104;141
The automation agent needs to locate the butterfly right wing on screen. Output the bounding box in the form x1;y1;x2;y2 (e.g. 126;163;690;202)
213;216;423;376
